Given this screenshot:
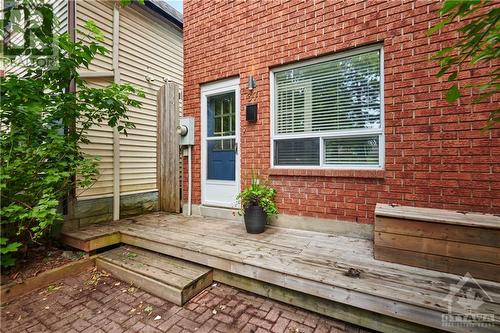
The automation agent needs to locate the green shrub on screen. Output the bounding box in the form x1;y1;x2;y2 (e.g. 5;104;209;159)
0;19;143;267
237;176;278;219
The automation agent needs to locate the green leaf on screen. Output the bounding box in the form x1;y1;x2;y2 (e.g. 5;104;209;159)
440;0;466;15
84;20;104;42
446;85;460;103
447;71;458;81
1;255;16;268
433;47;453;59
428;20;447;35
0;241;22;254
436;67;449;78
120;0;133;7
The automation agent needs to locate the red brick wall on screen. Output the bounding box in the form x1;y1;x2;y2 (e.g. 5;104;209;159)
183;0;499;224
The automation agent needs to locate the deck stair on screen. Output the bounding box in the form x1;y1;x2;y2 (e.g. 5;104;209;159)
96;246;213;306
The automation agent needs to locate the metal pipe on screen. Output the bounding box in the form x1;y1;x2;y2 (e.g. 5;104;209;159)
188;145;192;216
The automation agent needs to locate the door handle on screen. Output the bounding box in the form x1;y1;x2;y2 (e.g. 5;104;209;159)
234;142;238;154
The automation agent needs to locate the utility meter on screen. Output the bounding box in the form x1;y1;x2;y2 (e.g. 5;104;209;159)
177;117;194;146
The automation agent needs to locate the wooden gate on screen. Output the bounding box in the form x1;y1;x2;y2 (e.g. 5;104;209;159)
157;82;181;212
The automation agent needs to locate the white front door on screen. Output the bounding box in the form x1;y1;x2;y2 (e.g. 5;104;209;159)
201;78;240;208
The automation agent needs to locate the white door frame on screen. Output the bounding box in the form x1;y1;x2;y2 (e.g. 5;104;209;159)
200;77;240;208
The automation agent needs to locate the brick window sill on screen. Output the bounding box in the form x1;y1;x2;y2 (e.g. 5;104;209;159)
268;168;386;179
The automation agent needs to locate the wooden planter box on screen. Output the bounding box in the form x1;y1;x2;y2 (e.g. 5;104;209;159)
374;204;500;282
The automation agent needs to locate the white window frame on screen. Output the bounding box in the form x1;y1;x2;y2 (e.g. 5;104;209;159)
270;44;385;170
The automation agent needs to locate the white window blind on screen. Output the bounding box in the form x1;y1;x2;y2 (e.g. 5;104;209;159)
272;46;384;169
324;136;379;166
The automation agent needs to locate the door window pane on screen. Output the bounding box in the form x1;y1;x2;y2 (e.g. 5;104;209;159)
208;92;235;137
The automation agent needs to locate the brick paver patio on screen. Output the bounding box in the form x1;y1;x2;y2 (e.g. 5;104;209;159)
1;267;372;333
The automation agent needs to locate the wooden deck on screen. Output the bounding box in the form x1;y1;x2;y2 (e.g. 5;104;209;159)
62;212;500;333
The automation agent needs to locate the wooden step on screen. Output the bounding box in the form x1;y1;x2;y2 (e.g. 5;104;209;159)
96;246;213;306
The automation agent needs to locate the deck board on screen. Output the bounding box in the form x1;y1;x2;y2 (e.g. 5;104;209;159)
375;203;500;229
63;212;500;333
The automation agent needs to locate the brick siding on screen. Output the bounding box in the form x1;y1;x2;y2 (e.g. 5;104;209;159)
183;0;499;224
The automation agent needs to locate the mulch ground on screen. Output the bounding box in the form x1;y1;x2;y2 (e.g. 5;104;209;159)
1;266;373;333
1;246;86;286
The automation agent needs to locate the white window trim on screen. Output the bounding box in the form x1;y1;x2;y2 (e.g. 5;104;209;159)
269;44;385;170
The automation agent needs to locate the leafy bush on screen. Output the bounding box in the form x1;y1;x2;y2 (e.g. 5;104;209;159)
0;19;143;267
237;176;278;219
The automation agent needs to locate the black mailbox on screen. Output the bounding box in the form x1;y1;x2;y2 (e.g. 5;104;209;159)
246;104;257;122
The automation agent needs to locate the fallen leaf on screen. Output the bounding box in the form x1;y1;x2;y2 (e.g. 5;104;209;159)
127;252;138;259
47;285;61;292
154;315;161;321
144;306;153;314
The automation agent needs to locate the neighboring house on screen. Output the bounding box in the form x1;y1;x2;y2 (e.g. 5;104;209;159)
72;0;183;226
183;1;499;236
3;0;183;227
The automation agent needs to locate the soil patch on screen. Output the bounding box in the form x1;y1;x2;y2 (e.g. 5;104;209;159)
1;246;86;286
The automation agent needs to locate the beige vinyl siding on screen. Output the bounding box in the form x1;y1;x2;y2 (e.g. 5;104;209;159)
118;4;183;193
76;0;115;198
77;77;115;198
76;0;113;72
76;1;182;198
4;0;68;75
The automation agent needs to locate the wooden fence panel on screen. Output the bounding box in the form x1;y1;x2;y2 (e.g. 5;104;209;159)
157;83;180;212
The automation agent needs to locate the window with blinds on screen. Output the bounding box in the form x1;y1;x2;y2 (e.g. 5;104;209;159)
272;46;384;168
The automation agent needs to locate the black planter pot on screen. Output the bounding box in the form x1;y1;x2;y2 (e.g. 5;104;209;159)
243;205;267;234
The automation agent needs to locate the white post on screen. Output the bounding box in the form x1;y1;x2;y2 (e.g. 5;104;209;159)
112;4;120;221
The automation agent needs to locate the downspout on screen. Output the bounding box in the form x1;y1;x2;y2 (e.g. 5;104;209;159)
112;4;121;220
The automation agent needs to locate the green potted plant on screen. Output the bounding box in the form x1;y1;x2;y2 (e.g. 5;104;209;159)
237;176;278;234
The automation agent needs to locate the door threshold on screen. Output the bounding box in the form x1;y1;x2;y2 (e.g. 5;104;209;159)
183;204;242;222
